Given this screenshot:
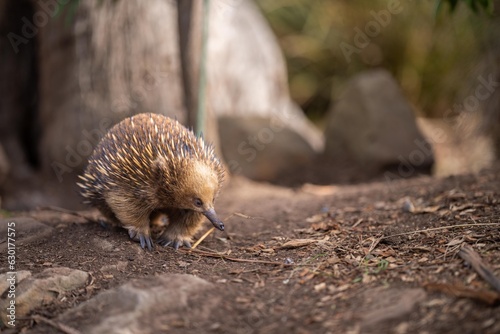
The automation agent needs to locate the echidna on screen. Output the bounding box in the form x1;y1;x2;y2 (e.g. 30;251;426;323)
77;113;225;250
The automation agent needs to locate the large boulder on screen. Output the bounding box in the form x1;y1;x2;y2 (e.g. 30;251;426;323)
324;69;434;174
1;0;323;209
208;1;323;181
218;115;317;182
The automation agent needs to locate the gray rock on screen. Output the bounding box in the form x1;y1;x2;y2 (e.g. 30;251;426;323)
218;116;317;181
37;0;184;180
0;268;89;327
208;0;324;152
325;69;434;172
45;274;219;334
0;271;32;296
0;218;53;253
3;0;324;210
360;287;427;329
100;261;128;276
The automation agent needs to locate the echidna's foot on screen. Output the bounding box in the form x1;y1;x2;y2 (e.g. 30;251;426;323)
158;235;192;250
128;229;154;251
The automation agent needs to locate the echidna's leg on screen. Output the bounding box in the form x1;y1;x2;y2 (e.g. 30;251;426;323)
104;192;154;250
93;200;120;228
158;210;205;250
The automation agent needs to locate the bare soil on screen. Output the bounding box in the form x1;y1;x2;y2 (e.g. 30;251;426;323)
2;164;500;333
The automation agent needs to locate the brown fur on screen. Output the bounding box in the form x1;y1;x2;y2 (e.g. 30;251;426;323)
77;113;225;250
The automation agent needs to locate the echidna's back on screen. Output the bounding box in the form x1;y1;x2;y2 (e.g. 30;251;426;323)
78;113;215;204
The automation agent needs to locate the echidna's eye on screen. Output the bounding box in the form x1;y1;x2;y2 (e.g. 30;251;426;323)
194;198;203;207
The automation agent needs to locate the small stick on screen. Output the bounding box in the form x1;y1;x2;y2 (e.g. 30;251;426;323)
191;227;215;249
366;236;383;255
182;248;293;266
424;283;499;305
227;212;265;220
32;315;81;334
381;222;500;240
192;212;261;249
459;244;500;293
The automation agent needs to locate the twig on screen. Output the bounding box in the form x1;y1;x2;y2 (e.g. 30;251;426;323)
182;248;293;266
366;236;383;255
193;212;261;249
191;227;215;249
459;244;500;293
424;283;499;305
226;212;265;221
32;315;81;334
352;218;363;228
381;222;500;240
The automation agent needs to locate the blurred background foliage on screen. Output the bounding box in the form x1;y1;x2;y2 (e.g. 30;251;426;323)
256;0;497;124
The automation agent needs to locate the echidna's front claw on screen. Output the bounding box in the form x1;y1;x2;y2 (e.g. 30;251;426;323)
158;239;169;247
128;229;154;251
172;240;182;250
158;236;192;250
139;234;154;251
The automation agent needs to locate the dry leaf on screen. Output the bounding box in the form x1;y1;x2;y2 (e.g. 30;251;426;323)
311;221;329;231
235;297;252;303
245;244;265;252
314;282;327;292
280;239;317;249
177;261;190;267
420;206;441;213
451;204;473;212
446;238;463;247
311;221;340;232
306;213;328;223
447;190;466;199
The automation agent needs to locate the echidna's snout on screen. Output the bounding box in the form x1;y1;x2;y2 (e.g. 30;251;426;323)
203;208;224;231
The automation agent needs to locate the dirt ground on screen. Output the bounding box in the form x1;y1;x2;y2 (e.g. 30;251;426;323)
2;163;500;333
